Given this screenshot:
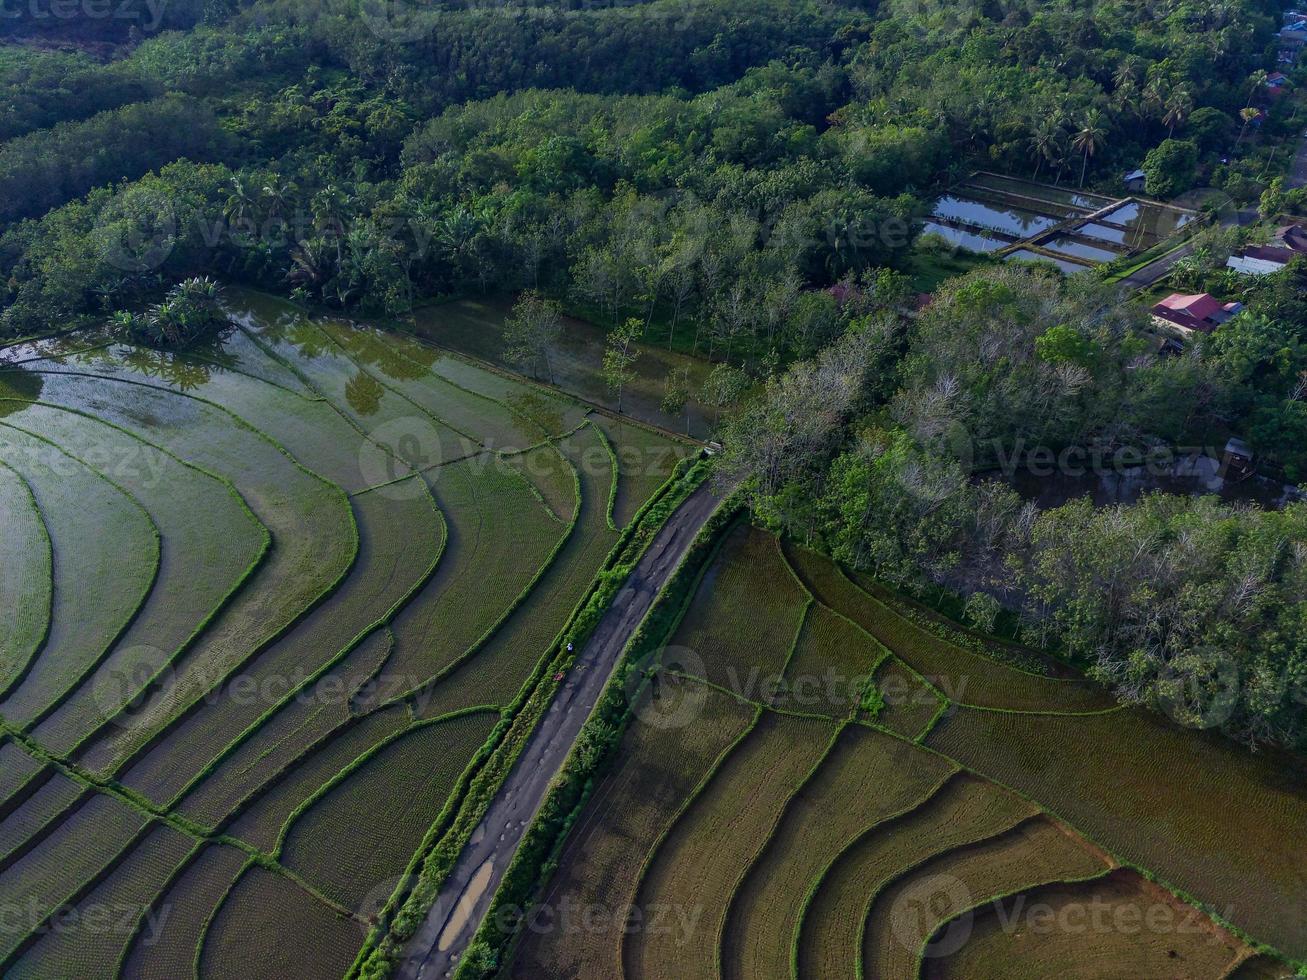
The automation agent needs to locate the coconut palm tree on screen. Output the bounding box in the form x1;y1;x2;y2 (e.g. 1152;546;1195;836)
1245;69;1268;108
1163;89;1193;138
1236;106;1261;145
261;178;298;220
1029;119;1063;181
223;176;261;228
1072;112;1107;188
1113;56;1143;92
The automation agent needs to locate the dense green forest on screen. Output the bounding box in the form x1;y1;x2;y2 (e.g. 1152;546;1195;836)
2;0;1305;750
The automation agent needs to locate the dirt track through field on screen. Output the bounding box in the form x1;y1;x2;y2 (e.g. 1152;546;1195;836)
401;479;725;980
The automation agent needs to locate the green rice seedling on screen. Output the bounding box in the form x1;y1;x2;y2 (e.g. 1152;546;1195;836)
6;823;194;980
279;710;499;909
119;843;248;980
0;463;50;695
197;864;364;980
0;425;157;727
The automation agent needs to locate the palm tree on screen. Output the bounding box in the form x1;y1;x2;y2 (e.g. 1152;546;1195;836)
1072;113;1107;188
261;178;298;220
1236;106;1261;145
1163;89;1193;138
1029;120;1063;180
223;175;261;228
1245;69;1268;108
1112;56;1143;92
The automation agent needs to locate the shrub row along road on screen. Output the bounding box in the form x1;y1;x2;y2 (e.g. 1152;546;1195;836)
401;478;727;980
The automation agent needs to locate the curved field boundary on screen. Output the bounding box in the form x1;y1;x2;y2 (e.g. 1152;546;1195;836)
277;711;502;910
230;320;483;462
118;842;248;980
622;711;836;980
921;866;1252;980
922;706;1307;968
0;796;154;972
859;815;1110;979
712;722;845;977
795;772;1037;980
273;707;500;858
408;428;625;720
719;725;955;980
588;416;623;531
0;401;270;733
371;452;577;711
618;707;761;976
0;405;268;736
0;460;52;697
8;369;359;767
378;423;611;713
780;539;1114;712
0;421;161;724
789;767;959;977
6;820;195;979
116;476;444;807
313;317;556;446
130;475;446;819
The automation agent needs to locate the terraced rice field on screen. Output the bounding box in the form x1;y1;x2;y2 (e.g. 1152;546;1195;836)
508;526;1301;979
0;287;696;979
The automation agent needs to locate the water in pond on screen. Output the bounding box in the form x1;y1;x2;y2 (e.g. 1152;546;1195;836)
920;221;1011;253
1004;249;1091;274
1041;236;1124;263
1075;222;1132;245
931;196;1060;238
966;173;1115;210
1098;201;1195;248
1001;455;1300;510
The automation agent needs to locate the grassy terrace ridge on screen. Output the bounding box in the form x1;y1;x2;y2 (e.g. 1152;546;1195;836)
495;522;1304;980
0;461;51;696
349;457;711;978
0;301;699;980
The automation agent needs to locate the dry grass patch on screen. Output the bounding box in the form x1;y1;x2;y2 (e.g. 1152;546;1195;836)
624;711;835;980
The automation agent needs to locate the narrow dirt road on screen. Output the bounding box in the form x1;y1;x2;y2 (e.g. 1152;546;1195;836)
400;479;726;980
